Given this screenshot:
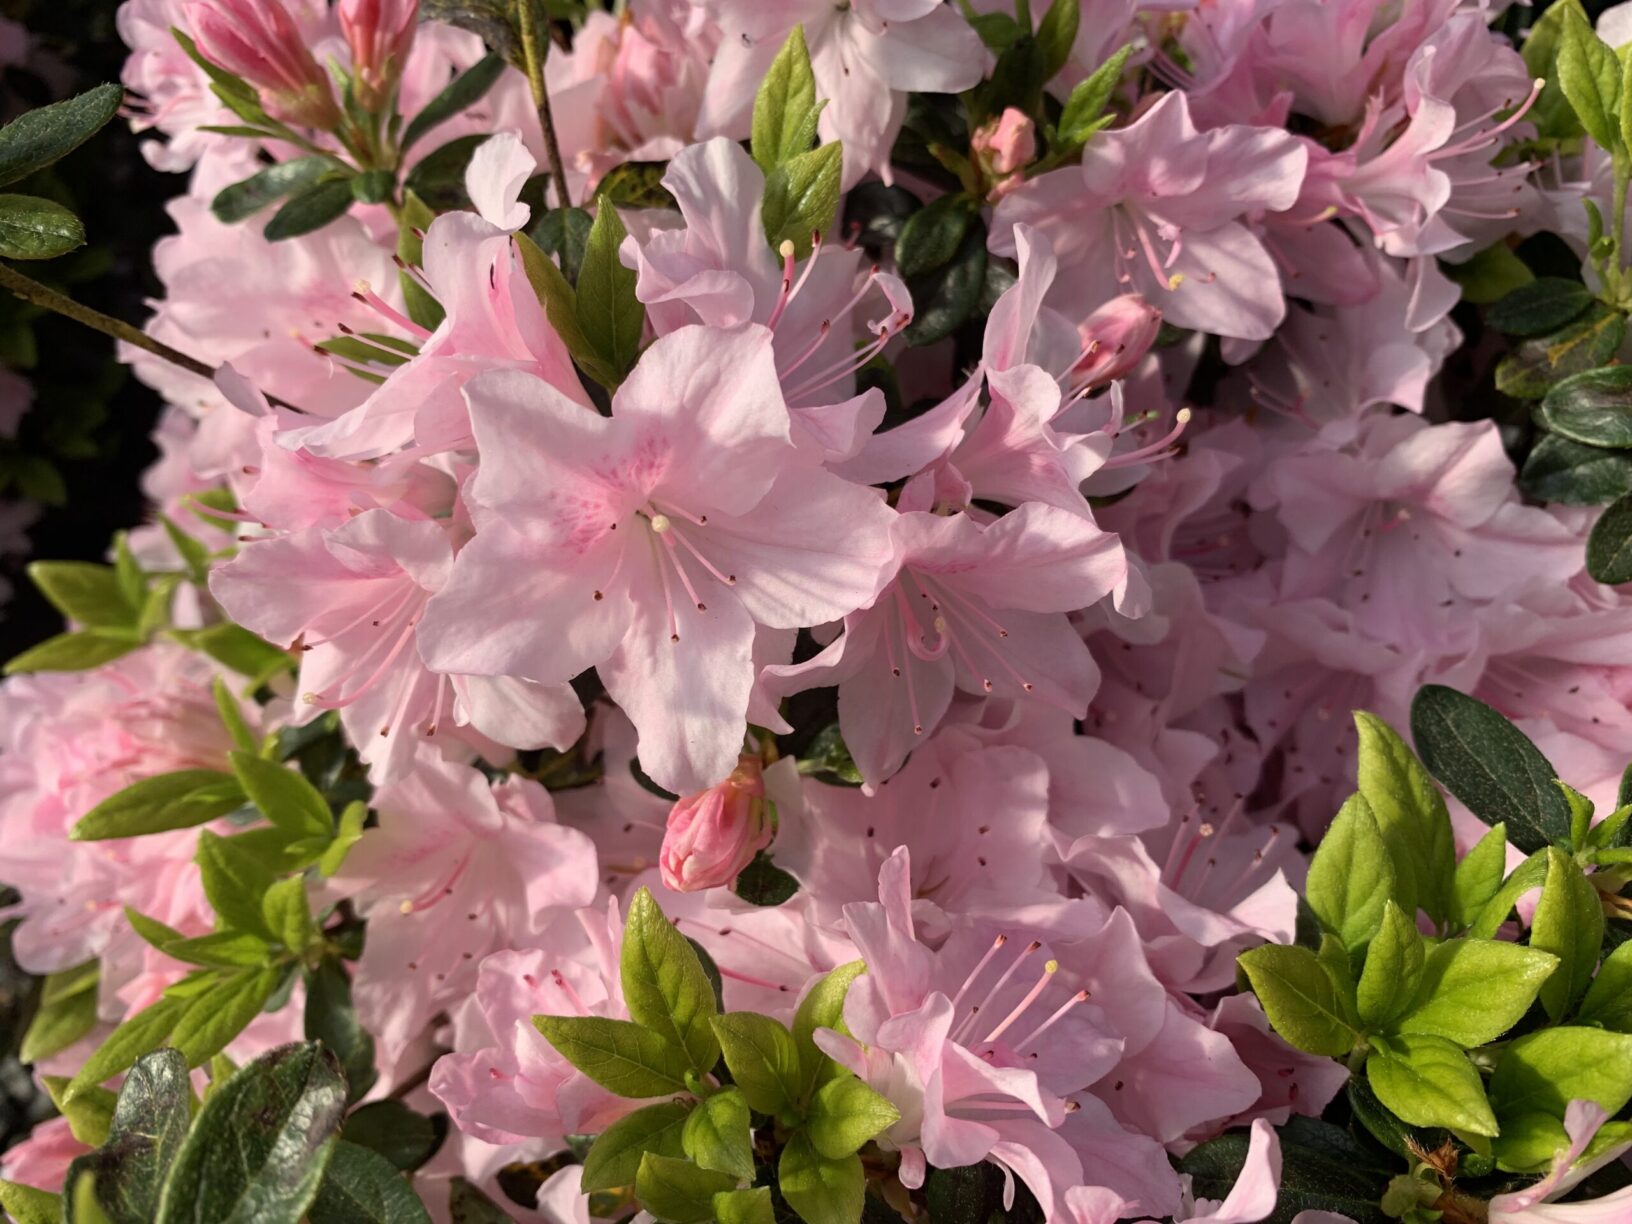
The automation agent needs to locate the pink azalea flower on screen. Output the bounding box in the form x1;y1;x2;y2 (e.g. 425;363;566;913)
1489;1102;1632;1223
992;91;1308;342
339;0;417;110
1205;994;1351;1128
659;753;773;892
331;753;599;1069
0;1118;88;1193
429;903;655;1145
765;504;1126;787
210;508;584;783
417;324;897;794
694;0;984;186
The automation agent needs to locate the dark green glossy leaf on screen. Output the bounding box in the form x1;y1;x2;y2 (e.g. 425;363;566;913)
263;177;354;241
1179;1121;1391;1224
733;852;799;906
340;1101;443;1173
1537;365;1632;448
1494;304;1626;400
0;194;85;259
894;192;977;278
212;157;332;223
1589;493;1632;583
1487;277;1595;336
1520;433;1632;505
402;52;506;153
308;1141;431;1224
304;958;378;1106
0;83;123;187
903;218;986;346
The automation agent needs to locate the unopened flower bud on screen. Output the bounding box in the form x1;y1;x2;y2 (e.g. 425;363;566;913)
659;755;772;892
340;0;418;111
972;107;1036;200
1073;294;1163;388
186;0;341;130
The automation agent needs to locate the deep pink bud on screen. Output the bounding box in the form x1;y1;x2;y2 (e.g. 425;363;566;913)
1073;294;1163;387
972;107;1036;200
659;755;772;893
186;0;340;130
340;0;418;110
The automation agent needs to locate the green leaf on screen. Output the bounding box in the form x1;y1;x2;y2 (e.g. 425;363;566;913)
212;157;333;223
532;1015;690;1097
621;887;720;1076
894;192;977;278
903;217;986;346
263;177;354;242
447;1177;515;1223
1537;365;1632;448
308;1141;431;1224
1354;710;1455;924
1524;0;1590;140
1470;851;1550;940
634;1153;737;1224
529;206;593;282
733;853;800;906
1489;1026;1632;1121
1305;792;1396;952
1520;433;1632;505
1034;0;1080;82
155;1042;347;1224
5;629;139;674
64;1049;190;1224
318;801;367;878
713;1187;775;1224
0;1181;60;1224
304;958;377;1105
339;1101;442;1173
778;1134;863;1224
44;1076;116;1147
402;52;505;153
1488;278;1594;337
261;877;315;954
762;142;843;261
1442;242;1533;305
1589;492;1632;583
1532;848;1607;1020
1492;1110;1571;1174
710;1012;804;1115
1558;5;1623;152
580;1099;690;1192
0;193;85;259
1578;940;1632;1031
65;996;188;1102
21;960;100;1064
156;931;272;969
1494;304;1627;400
179;622;292;683
1179;1121;1392;1224
515;229;615;386
231;751;332;840
1058;45;1132;146
196;829;280;939
807;1074;900;1159
1357;901;1425;1030
167;965;283;1067
681;1087;755;1181
1366;1036;1497;1136
1411;684;1574;853
1236;944;1356;1057
751;27;821;172
793;959;864;1096
1451;823;1509;930
28;561;137;628
1395;938;1559;1047
72;770;245;840
575;203;644;383
1346;1077;1447;1161
213;677;256;754
0;83;123;187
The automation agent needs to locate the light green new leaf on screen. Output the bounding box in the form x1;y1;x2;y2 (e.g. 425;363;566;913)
230;751;333;840
751;27;821;171
532;1015;690;1098
778;1134;863;1224
1531;848;1605;1020
1367;1035;1498;1136
1306;792;1396;952
1237;944;1356;1056
1058;45;1132;146
28;561;137;629
807;1075;901;1160
1355;711;1455;923
711;1012;805;1115
196;830;280;939
166;965;283;1067
1559;4;1625;152
1577;940;1632;1031
21;960;99;1064
581;1100;690;1192
681;1087;755;1181
793;959;865;1096
1452;823;1509;930
1489;1026;1632;1121
64;996;187;1102
0;1180;59;1224
621;887;720;1076
634;1153;737;1224
762;142;843;260
1395;938;1558;1047
73;770;245;841
1357;901;1425;1030
713;1187;775;1224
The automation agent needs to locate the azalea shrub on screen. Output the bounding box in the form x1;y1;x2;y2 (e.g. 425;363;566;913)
4;0;1632;1222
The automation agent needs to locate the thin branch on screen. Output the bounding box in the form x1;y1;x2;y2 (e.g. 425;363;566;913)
517;0;573;210
0;261;305;414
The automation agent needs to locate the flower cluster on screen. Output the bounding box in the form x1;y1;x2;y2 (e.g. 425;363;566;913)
0;0;1631;1221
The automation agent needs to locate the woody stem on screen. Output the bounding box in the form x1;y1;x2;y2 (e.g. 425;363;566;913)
517;0;573;210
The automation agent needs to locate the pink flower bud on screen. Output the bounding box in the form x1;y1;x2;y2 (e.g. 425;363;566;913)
186;0;340;130
659;755;772;893
972;107;1036;199
1073;294;1163;387
340;0;418;111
